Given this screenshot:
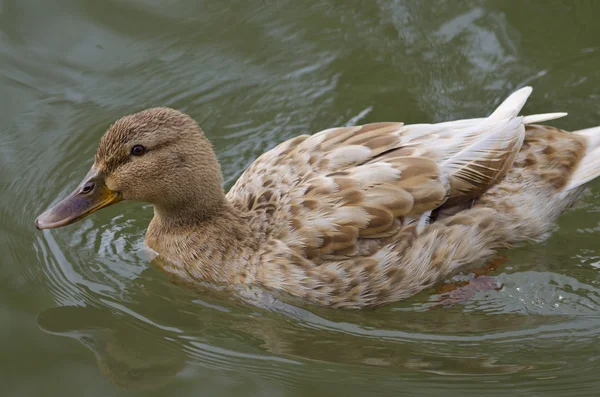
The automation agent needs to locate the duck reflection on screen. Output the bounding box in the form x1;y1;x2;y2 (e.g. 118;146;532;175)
36;263;576;390
37;305;186;390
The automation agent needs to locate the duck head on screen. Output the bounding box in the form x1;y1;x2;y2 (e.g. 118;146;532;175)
35;108;224;230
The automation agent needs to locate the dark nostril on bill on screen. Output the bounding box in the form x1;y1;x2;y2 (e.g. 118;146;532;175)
81;181;95;194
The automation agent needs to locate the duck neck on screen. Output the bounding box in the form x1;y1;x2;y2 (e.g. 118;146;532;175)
146;200;256;284
152;193;227;228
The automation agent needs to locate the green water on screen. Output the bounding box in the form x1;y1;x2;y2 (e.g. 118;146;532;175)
2;0;600;395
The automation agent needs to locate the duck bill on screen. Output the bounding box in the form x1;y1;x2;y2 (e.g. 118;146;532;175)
35;167;122;230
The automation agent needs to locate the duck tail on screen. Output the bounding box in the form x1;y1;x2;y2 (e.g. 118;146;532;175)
492;86;599;192
439;87;569;206
487;86;533;122
564;125;600;191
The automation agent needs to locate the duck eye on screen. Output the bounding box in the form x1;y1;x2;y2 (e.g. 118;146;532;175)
131;145;146;156
81;181;95;194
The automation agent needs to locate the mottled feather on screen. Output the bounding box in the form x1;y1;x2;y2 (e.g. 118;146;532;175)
220;87;598;307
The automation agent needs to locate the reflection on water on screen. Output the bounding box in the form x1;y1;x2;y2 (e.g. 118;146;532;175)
38;306;186;390
2;0;600;395
33;280;579;390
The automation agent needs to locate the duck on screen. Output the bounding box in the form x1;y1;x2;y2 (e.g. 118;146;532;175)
35;86;600;309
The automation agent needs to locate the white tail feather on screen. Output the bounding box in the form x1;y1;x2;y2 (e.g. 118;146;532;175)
487;86;532;121
574;126;600;151
522;112;568;124
564;126;600;190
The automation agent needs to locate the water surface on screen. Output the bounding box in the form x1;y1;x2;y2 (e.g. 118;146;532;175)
2;1;600;396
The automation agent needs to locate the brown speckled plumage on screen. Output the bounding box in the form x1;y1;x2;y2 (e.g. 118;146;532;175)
46;87;600;309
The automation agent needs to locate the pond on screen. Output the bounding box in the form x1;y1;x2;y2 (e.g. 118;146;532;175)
1;0;600;395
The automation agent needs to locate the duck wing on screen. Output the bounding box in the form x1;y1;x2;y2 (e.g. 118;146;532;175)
227;87;566;260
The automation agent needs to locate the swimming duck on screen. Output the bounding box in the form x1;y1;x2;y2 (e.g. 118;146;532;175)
35;87;600;309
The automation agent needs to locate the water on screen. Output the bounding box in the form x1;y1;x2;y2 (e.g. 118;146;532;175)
2;0;600;395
